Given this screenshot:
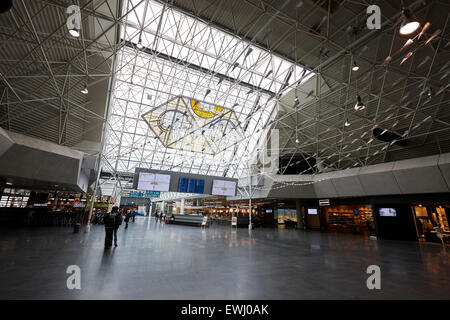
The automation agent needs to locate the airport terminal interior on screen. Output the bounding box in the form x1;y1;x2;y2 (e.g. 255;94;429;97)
0;0;449;300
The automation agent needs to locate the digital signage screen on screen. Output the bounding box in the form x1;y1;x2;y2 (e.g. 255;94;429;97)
379;207;397;217
178;178;205;194
187;179;197;193
211;179;237;196
195;179;205;194
137;172;171;191
307;208;318;215
178;177;188;193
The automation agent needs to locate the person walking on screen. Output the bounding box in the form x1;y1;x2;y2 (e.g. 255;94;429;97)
104;206;121;249
113;207;123;247
124;209;131;229
132;209;137;223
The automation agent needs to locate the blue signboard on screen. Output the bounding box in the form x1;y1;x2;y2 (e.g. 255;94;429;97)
128;191;160;198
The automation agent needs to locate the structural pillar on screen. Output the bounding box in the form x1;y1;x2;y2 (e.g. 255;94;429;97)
296;199;306;229
180;198;185;215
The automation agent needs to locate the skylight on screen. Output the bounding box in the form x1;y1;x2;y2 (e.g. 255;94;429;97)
103;0;314;178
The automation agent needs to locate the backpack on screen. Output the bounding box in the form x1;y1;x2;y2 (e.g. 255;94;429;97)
104;212;116;228
116;213;123;226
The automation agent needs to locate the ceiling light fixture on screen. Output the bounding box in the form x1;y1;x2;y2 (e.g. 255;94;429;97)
69;28;80;38
352;61;359;71
354;95;366;111
81;83;88;94
344;118;351;127
136;38;144;50
399;9;420;36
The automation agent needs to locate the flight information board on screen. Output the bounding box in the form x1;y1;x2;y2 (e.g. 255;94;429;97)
137;172;171;191
178;178;205;193
211;179;237;196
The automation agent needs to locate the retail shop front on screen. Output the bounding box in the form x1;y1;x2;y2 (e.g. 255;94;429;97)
303;194;450;244
411;202;450;243
311;203;375;236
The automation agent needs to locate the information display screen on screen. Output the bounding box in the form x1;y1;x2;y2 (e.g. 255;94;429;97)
195;179;205;194
178;178;205;193
307;208;318;215
211;179;237;196
137;172;171;191
379;207;397;217
178;177;188;192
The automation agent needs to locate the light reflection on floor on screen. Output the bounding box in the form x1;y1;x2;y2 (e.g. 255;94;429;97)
0;216;449;299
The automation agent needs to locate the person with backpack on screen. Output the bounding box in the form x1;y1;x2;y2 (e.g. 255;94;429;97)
104;206;122;249
124;209;131;229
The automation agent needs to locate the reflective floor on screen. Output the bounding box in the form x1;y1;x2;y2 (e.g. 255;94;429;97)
0;217;449;299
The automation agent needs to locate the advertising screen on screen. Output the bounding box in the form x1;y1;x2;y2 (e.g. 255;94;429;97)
379;207;397;217
211;179;237;196
137;172;171;191
307;208;318;215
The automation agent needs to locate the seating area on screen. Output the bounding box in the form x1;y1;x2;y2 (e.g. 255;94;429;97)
171;214;205;227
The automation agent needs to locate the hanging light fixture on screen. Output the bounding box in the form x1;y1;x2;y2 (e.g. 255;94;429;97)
354;95;366;111
81;83;88;94
136;38;144;50
352;61;359;72
69;27;80;38
399;9;420;36
344;118;351;127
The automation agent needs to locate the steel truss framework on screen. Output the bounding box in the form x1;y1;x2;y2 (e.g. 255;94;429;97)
103;0;313;180
1;0;449;196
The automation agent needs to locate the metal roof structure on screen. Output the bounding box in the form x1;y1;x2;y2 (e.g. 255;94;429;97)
1;0;449;196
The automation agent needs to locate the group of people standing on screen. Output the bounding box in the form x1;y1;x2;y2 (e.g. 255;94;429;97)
103;207;136;249
154;210;166;223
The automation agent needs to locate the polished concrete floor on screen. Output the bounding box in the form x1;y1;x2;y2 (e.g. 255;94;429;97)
0;217;449;300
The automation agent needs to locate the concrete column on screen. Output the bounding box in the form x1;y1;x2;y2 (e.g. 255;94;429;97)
180;198;185;215
296;199;306;229
161;201;165;213
52;192;58;210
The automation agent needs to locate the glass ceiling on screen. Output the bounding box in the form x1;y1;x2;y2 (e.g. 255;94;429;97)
103;0;314;178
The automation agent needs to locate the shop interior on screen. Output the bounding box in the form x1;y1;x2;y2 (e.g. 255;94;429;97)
162;197;295;227
322;204;374;235
412;203;450;243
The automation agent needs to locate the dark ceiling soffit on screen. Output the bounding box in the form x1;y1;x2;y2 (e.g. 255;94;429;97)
123;40;276;97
